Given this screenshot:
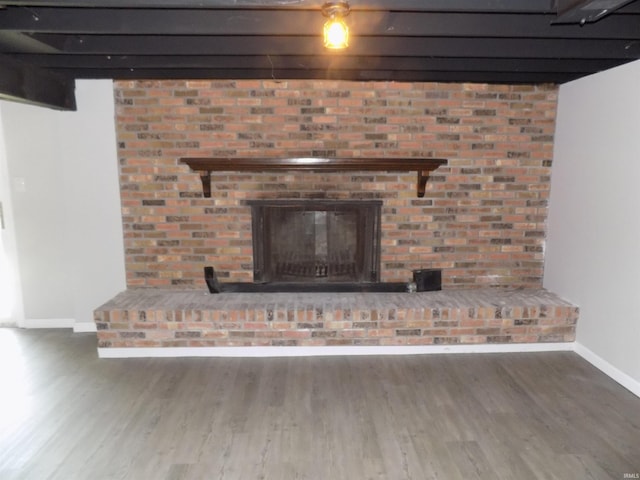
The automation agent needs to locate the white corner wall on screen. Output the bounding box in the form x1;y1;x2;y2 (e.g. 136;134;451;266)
0;105;25;326
544;60;640;395
0;80;126;329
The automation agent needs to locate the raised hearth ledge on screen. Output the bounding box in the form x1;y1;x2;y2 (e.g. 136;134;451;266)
180;157;447;198
94;288;579;357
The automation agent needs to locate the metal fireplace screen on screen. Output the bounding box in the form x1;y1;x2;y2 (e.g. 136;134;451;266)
247;199;382;284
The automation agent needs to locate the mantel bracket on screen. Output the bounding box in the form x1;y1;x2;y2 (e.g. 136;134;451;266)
180;157;447;198
418;170;431;198
199;171;211;198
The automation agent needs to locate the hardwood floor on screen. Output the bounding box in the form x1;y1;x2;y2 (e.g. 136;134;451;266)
0;329;638;480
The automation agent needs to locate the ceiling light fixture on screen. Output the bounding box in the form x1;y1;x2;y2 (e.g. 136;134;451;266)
322;1;350;50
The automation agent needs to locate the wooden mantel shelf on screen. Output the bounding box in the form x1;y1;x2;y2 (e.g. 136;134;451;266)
180;157;447;198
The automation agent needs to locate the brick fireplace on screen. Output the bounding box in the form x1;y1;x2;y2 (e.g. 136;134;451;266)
116;79;557;289
95;79;576;352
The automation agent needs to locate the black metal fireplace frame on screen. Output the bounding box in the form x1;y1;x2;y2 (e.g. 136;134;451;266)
247;199;382;285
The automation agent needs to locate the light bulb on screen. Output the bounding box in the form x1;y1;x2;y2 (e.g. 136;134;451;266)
323;18;349;49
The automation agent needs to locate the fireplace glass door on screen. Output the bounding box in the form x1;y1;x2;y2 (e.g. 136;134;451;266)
248;200;381;284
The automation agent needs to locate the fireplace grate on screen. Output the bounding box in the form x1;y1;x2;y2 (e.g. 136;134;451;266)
275;251;356;278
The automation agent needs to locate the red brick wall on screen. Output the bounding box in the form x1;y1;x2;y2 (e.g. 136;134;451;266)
115;80;557;289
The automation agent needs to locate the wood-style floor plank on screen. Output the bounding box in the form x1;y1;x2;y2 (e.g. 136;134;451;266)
0;329;639;480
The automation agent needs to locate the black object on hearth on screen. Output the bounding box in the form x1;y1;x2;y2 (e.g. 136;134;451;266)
413;269;442;292
204;266;221;294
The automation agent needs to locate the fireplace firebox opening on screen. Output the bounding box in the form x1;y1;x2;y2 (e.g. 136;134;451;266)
247;199;382;285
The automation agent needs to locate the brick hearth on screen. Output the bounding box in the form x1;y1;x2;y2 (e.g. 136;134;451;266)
94;288;578;349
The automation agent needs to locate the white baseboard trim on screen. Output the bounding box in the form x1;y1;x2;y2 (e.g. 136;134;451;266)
574;342;640;399
20;319;97;332
22;318;75;329
73;322;97;333
98;342;574;359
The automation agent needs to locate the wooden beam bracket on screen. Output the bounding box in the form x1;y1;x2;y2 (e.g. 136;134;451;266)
199;170;211;198
418;170;430;198
180;157;447;198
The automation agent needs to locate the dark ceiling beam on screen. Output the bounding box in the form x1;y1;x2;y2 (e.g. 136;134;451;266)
24;34;640;60
554;0;636;24
0;0;637;85
0;53;75;109
13;53;624;74
0;0;557;13
0;30;59;52
618;1;640;11
0;8;638;39
41;66;580;84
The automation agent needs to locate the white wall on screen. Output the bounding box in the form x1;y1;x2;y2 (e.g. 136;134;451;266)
0;108;25;326
545;60;640;395
0;80;126;329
